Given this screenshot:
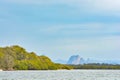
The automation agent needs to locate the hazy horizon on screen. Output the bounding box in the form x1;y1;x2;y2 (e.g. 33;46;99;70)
0;0;120;61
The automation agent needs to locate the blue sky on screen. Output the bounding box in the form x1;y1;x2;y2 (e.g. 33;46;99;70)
0;0;120;61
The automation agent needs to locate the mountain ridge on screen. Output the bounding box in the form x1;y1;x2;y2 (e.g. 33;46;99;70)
56;55;120;65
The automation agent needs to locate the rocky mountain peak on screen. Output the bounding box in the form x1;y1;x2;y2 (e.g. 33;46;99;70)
67;55;83;65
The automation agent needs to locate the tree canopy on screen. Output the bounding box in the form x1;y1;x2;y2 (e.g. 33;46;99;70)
0;45;72;70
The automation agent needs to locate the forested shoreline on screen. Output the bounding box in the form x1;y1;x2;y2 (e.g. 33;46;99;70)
69;63;120;69
0;45;72;70
0;45;120;71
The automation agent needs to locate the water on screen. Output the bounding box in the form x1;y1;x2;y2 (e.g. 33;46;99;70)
0;70;120;80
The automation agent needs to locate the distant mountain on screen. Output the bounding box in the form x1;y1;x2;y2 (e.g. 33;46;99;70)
67;55;120;65
67;55;85;65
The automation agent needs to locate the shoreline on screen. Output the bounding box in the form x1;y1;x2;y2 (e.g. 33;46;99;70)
2;69;120;71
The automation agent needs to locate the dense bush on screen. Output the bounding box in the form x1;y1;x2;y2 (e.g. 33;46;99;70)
0;45;72;70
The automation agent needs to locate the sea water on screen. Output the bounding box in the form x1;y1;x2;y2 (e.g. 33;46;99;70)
0;70;120;80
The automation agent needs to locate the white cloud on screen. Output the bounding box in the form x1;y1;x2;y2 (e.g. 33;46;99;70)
39;23;120;37
38;23;120;53
1;0;120;16
3;0;120;9
94;0;120;11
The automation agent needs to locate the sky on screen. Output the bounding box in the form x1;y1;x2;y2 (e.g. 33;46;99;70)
0;0;120;61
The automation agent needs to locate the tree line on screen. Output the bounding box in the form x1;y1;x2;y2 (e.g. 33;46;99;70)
69;63;120;69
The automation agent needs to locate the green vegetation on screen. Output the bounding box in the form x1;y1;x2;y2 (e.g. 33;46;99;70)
69;63;120;69
0;45;72;70
2;45;119;70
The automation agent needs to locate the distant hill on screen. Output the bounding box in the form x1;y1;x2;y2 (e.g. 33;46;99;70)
67;55;120;69
0;45;72;70
67;55;120;65
67;55;85;65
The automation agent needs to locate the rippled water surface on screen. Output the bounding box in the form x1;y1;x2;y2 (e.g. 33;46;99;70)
0;70;120;80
